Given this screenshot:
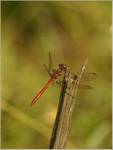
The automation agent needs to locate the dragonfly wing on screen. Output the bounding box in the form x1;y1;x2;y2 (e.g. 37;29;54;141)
49;51;53;74
44;64;51;76
78;84;94;89
81;72;97;81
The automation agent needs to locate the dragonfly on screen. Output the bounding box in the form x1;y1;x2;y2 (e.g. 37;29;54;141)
31;52;96;106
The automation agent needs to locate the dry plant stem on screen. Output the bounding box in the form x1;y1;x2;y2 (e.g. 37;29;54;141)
49;74;67;149
49;59;88;149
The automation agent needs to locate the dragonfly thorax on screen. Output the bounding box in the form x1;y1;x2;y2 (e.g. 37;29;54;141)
51;69;61;79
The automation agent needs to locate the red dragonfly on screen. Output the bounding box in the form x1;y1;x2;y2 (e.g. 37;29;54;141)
31;53;96;106
31;53;69;106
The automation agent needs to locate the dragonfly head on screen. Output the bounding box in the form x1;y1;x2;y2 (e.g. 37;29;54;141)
58;64;67;72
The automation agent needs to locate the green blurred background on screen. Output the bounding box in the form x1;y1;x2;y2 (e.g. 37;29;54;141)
1;1;112;149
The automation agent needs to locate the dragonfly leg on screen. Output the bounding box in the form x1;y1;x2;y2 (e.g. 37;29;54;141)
55;80;62;86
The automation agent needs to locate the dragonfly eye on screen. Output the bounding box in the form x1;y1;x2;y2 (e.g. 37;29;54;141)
59;64;67;70
59;64;63;67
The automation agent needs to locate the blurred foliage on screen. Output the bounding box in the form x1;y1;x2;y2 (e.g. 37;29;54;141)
1;1;112;149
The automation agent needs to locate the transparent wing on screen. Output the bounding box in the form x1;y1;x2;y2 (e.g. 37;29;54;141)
81;72;97;81
43;64;51;76
49;51;53;74
43;52;54;76
78;84;94;89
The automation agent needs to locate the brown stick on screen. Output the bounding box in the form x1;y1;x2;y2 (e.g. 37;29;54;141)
49;59;88;149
